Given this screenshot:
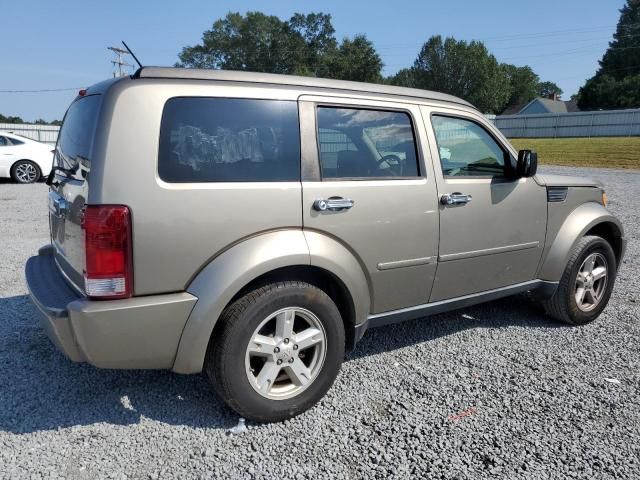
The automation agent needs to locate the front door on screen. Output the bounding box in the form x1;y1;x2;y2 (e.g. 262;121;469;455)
422;108;547;302
300;97;440;314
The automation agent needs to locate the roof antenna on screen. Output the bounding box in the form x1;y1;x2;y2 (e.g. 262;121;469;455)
121;41;143;69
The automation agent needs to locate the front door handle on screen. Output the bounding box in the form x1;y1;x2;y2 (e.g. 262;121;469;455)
440;192;472;206
313;197;355;212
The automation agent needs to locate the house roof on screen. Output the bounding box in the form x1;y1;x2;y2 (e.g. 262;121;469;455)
530;98;570;113
501;103;527;115
503;97;581;115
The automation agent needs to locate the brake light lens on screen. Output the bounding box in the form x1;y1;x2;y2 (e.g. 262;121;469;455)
82;205;133;299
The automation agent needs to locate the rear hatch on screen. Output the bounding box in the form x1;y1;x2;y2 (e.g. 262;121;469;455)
49;93;102;292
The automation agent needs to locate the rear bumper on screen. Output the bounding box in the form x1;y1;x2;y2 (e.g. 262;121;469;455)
25;246;198;369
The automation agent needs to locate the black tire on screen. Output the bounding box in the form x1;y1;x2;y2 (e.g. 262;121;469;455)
206;281;345;422
10;160;41;184
544;235;617;325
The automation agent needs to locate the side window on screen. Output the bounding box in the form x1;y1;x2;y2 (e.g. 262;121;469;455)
159;98;300;183
317;107;419;179
317;128;358;178
0;136;8;147
432;115;506;177
7;136;24;145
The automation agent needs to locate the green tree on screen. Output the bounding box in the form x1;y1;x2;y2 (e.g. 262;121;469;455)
325;35;383;83
598;0;640;79
577;0;640;109
578;74;640;109
288;13;337;77
411;36;510;113
502;64;539;107
536;81;564;98
0;114;24;124
177;11;383;82
177;12;300;73
385;68;415;87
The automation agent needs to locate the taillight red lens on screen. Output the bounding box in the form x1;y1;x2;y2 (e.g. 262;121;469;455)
82;205;132;299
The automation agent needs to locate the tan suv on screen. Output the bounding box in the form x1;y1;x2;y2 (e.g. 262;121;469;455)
26;68;626;422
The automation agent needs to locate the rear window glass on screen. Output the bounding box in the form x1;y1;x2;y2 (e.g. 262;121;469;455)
7;136;25;145
56;95;101;169
316;107;419;179
159;98;301;183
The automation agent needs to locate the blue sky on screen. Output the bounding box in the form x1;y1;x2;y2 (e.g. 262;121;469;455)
1;0;626;121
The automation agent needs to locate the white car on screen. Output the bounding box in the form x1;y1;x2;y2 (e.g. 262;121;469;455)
0;131;54;183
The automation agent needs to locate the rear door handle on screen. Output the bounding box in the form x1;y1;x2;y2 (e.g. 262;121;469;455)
440;192;472;206
313;197;354;212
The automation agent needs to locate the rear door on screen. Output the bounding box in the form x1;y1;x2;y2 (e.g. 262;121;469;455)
422;107;547;301
49;94;102;290
300;97;439;314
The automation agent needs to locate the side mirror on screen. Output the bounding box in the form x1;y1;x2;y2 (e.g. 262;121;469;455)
517;150;538;178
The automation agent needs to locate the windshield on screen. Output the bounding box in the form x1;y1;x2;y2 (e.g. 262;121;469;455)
54;95;101;170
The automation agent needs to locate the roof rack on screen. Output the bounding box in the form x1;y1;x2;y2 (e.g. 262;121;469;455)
133;67;473;108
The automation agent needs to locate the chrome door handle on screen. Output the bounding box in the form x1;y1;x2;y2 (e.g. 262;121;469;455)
440;192;472;206
313;197;354;212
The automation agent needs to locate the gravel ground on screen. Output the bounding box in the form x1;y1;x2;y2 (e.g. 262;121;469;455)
0;167;638;479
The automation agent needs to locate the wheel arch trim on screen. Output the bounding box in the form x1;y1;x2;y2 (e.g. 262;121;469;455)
171;229;370;374
538;202;625;281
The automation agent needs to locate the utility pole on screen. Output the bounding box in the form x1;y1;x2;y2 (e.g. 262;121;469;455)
108;46;133;77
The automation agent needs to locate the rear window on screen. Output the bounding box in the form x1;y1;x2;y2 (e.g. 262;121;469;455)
159;98;301;183
7;136;25;145
56;95;101;169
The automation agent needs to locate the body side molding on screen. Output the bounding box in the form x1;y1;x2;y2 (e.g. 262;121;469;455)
438;241;540;262
354;280;558;341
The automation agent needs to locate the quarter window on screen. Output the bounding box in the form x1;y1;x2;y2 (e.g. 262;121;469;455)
159;98;301;183
317;107;419;179
432;115;506;177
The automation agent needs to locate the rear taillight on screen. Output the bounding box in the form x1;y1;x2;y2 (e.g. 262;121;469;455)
82;205;133;299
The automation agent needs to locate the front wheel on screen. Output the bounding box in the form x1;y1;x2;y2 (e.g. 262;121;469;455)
544;235;617;325
206;281;345;422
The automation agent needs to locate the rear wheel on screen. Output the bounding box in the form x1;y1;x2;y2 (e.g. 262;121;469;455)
11;160;41;184
206;281;345;422
544;235;616;325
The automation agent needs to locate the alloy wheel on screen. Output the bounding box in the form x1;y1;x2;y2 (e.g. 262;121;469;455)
245;307;327;400
15;162;38;183
575;252;608;312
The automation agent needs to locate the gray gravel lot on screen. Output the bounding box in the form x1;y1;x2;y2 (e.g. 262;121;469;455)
0;167;638;479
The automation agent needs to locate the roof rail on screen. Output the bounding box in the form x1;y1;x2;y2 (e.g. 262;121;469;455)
134;67;474;108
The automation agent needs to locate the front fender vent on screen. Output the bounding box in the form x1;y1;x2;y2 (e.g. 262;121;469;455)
547;186;568;202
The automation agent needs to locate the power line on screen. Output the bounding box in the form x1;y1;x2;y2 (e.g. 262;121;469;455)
108;46;134;77
0;87;83;93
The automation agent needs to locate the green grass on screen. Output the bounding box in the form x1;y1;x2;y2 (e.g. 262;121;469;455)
508;137;640;170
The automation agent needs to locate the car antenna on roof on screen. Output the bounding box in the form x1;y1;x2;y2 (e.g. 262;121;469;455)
121;41;143;70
